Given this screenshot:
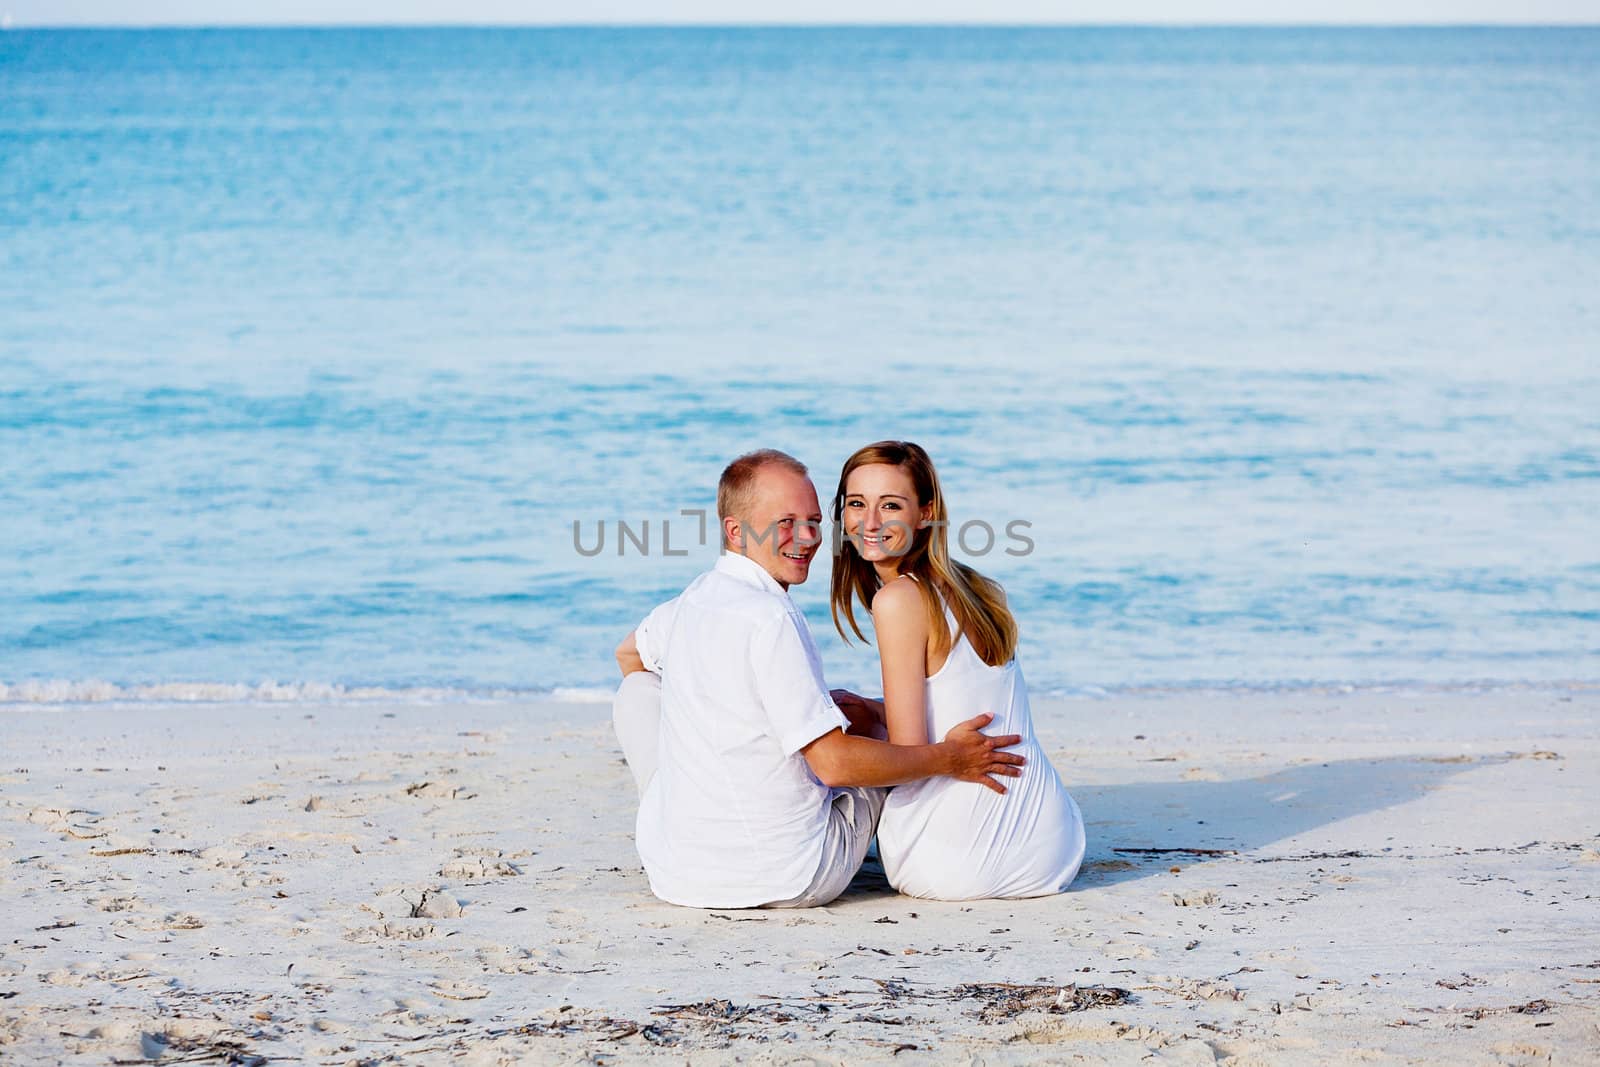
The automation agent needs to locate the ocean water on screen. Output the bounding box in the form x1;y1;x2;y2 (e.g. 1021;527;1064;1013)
2;27;1597;702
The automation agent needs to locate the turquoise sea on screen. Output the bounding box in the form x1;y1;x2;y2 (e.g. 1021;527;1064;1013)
1;27;1597;701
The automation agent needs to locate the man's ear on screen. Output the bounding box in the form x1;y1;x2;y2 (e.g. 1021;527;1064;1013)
722;515;743;551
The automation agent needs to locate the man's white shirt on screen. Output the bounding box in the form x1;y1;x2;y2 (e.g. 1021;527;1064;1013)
633;552;849;908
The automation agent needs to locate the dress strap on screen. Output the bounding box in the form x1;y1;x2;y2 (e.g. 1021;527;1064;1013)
918;577;961;644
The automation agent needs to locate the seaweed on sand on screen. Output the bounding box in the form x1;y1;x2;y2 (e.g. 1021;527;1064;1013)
953;982;1134;1024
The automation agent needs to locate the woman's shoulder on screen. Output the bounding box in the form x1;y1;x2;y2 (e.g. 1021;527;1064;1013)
870;574;926;624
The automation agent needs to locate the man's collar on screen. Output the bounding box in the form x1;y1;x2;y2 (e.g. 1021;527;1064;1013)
715;551;788;597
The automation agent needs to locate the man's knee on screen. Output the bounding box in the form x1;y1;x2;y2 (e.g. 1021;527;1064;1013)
613;670;661;726
613;671;662;795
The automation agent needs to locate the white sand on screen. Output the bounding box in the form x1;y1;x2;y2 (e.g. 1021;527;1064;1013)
2;688;1597;1064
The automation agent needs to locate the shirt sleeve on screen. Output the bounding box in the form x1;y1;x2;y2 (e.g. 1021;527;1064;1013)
633;596;679;674
749;610;850;756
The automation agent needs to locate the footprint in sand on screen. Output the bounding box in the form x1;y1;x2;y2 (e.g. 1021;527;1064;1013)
475;944;544;974
439;848;522;880
363;886;463;920
1095;938;1157;960
197;846;249;868
131;1018;244;1063
388;996;440;1017
236;870;287;889
299;789;377;817
780;949;836;974
343;921;437;943
89;894;141;913
430;980;491;1002
1162;889;1222;907
1146;975;1244;1002
73;1020;146;1049
26;806;105;839
192;845;287;888
545;907;588;929
404;781;477;801
309;1017;354;1034
43;963;102;987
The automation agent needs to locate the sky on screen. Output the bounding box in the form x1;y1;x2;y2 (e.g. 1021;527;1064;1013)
7;2;1600;26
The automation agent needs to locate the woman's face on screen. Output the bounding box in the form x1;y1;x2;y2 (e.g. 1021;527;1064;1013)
841;463;927;565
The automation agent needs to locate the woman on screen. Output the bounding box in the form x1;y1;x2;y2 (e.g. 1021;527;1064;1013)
830;441;1085;900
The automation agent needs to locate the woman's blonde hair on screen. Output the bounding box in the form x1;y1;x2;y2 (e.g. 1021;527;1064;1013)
829;441;1018;667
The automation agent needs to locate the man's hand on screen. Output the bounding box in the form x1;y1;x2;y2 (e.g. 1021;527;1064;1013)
615;632;648;677
941;713;1025;794
831;688;887;741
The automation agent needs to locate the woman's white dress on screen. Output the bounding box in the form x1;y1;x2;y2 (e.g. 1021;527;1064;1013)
876;598;1086;900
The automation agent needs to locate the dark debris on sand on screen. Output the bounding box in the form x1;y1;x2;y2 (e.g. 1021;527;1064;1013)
488;1015;675;1045
870;976;1133;1023
654;998;819;1026
953;982;1135;1024
474;980;1134;1055
112;1033;270;1066
1464;998;1554;1021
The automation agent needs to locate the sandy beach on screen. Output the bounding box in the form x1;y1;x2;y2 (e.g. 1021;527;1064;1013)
2;687;1597;1065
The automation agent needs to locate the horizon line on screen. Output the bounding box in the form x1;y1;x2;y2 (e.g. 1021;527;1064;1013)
7;21;1600;31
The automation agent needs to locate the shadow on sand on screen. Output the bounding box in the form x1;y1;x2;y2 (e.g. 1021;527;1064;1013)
842;754;1494;899
1069;753;1497;888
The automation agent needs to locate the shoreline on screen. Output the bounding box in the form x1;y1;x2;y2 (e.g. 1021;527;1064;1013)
2;689;1597;1063
3;675;1597;710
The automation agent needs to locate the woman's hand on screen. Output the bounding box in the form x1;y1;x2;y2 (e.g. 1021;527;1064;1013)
831;689;887;741
940;713;1025;794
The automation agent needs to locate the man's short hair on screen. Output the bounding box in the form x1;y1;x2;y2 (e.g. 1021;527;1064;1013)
717;449;808;524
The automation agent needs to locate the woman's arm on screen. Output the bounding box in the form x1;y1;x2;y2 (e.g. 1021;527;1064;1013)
870;577;932;746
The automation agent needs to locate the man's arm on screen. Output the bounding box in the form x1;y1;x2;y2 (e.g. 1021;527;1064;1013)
801;712;1025;794
748;609;1020;790
615;631;648;677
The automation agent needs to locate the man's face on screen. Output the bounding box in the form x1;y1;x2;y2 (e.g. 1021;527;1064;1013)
737;468;824;589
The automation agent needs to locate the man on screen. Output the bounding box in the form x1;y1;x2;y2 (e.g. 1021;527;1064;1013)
612;449;1024;909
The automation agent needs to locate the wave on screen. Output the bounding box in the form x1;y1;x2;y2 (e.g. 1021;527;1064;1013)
1031;678;1600;699
3;677;1593;708
0;679;618;707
